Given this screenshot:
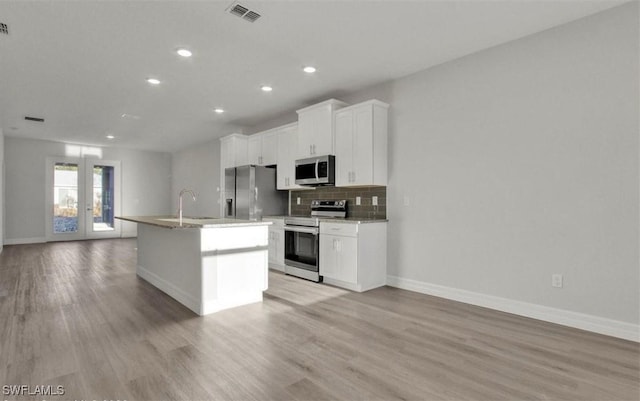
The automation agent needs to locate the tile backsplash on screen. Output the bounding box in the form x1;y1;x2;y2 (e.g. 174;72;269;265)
290;186;386;219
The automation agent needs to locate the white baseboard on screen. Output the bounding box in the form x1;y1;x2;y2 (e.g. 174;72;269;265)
268;263;285;272
5;237;47;245
386;275;639;343
137;265;201;315
324;277;362;292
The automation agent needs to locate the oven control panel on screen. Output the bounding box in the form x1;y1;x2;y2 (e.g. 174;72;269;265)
311;199;347;218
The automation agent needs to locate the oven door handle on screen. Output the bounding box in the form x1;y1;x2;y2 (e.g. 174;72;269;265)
285;226;319;235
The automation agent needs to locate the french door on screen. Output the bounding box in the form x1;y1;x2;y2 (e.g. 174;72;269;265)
46;157;121;241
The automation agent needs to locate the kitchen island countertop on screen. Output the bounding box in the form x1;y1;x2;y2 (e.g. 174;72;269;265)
262;215;388;224
116;215;272;229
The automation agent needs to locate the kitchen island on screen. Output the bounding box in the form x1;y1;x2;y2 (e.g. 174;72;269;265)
116;216;271;315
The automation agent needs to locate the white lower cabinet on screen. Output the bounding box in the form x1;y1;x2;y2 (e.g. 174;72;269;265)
265;218;285;271
319;221;387;292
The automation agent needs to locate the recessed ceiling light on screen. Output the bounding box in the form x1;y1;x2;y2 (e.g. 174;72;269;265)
106;135;115;139
303;66;316;73
176;48;192;57
214;108;225;114
261;85;273;92
147;78;161;85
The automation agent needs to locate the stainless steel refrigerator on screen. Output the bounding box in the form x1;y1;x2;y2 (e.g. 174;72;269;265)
224;165;287;220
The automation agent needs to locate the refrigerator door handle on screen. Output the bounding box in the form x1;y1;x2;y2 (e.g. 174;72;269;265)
225;198;233;217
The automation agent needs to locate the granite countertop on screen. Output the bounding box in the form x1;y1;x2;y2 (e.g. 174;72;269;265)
116;216;273;229
262;215;388;224
320;217;388;224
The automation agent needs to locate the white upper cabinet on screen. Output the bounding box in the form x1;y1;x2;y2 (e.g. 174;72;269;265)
220;133;248;169
276;123;302;190
261;132;278;165
248;130;278;166
334;100;389;187
247;136;261;165
296;99;347;159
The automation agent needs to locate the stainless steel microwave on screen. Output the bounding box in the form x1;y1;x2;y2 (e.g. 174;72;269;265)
295;155;335;186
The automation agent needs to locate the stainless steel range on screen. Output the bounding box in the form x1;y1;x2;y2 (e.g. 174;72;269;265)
284;200;347;282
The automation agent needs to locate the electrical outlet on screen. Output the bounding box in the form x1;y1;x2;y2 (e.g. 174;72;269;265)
552;274;563;288
372;196;378;206
356;196;361;206
297;197;301;205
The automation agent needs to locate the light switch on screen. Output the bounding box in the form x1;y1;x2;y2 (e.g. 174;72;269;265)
372;196;378;206
356;196;361;205
297;197;301;205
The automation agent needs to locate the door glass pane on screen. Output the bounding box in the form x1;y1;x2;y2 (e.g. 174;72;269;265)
92;165;115;231
53;163;79;233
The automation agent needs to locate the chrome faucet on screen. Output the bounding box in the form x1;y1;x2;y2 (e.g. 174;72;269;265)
178;189;197;226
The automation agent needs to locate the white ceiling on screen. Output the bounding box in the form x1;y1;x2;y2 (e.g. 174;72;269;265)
0;0;625;153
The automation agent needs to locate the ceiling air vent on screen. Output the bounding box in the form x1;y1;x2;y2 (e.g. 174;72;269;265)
0;23;8;35
226;2;261;23
25;116;45;122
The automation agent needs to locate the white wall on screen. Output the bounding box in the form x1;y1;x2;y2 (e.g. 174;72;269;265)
339;4;638;334
0;129;4;252
171;139;222;218
4;137;172;242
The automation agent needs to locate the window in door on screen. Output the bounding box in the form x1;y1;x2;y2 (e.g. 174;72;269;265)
91;165;115;232
53;162;80;234
47;157;121;241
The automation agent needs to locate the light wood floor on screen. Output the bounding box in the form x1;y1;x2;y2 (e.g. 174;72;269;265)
0;239;637;401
